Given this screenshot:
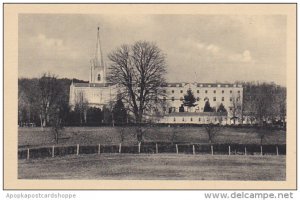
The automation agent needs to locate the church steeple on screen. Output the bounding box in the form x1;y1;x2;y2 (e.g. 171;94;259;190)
90;26;106;84
94;26;104;68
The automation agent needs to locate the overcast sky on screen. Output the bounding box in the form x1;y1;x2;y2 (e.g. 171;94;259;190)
19;14;286;85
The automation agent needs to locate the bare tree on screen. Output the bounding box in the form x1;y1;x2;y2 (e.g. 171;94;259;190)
37;73;62;128
204;123;221;143
242;82;284;125
108;41;167;142
229;93;242;125
274;86;286;126
18;89;29;126
74;91;89;125
170;127;179;144
50;108;63;144
117;127;127;143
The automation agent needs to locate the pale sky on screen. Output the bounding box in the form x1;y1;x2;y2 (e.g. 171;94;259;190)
19;14;286;85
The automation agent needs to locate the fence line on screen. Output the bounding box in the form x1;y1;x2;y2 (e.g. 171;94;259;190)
18;143;286;160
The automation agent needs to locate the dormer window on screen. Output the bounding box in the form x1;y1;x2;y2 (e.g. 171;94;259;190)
97;74;101;81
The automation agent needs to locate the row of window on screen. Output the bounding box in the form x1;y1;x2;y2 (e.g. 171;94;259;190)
166;90;241;94
166;97;240;102
173;117;228;122
166;106;235;112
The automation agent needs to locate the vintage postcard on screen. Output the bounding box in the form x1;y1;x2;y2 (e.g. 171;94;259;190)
3;4;296;189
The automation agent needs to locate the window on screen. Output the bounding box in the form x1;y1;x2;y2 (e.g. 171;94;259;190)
230;97;232;101
191;118;193;122
222;90;224;93
230;90;232;93
97;74;101;81
213;90;216;93
197;90;199;93
182;118;185;122
199;118;201;122
205;90;208;94
163;97;166;101
180;90;183;93
173;118;176;122
222;97;224;101
163;90;166;93
230;107;232;111
238;90;241;93
180;97;183;101
197;97;200;101
213;97;216;101
172;97;175;101
172;90;174;94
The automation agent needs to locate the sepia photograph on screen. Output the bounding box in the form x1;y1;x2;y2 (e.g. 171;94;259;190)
3;4;296;189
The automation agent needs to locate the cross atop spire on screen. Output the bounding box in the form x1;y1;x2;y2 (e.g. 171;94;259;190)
94;26;104;68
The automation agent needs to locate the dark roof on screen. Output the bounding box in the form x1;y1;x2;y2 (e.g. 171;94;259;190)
166;112;227;117
72;82;243;88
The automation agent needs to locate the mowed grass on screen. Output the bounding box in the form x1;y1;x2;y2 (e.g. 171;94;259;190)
19;126;286;147
18;154;286;180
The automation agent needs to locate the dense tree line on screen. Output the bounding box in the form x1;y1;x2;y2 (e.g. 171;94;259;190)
241;81;286;125
18;74;127;127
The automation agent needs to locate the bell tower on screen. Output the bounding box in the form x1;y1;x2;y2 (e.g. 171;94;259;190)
90;27;106;84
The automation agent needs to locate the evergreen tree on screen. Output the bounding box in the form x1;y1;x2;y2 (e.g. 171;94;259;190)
86;107;103;125
183;89;197;107
204;100;213;112
217;103;227;113
179;104;185;112
113;98;128;124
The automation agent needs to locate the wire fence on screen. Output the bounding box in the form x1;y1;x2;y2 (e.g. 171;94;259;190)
18;143;286;159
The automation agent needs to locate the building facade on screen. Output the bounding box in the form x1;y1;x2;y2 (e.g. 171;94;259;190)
69;28;244;124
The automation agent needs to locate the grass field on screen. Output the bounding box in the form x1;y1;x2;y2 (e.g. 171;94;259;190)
18;126;286;148
18;154;285;180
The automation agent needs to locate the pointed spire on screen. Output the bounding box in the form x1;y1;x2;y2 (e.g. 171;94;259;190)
95;26;104;68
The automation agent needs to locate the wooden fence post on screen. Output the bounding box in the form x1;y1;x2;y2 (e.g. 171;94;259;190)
228;145;231;155
260;145;263;156
119;143;122;153
192;145;195;155
211;145;214;155
138;142;141;154
276;146;279;156
27;148;30;160
245;146;247;156
156;143;158;154
98;144;101;155
77;144;79;155
52;145;55;157
176;144;178;154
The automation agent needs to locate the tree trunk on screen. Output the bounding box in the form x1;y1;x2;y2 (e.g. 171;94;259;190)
55;130;59;144
136;127;143;142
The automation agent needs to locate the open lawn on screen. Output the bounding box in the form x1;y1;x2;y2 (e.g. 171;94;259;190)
19;126;286;148
18;154;285;180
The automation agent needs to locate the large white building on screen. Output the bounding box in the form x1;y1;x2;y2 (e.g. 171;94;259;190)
69;28;243;124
